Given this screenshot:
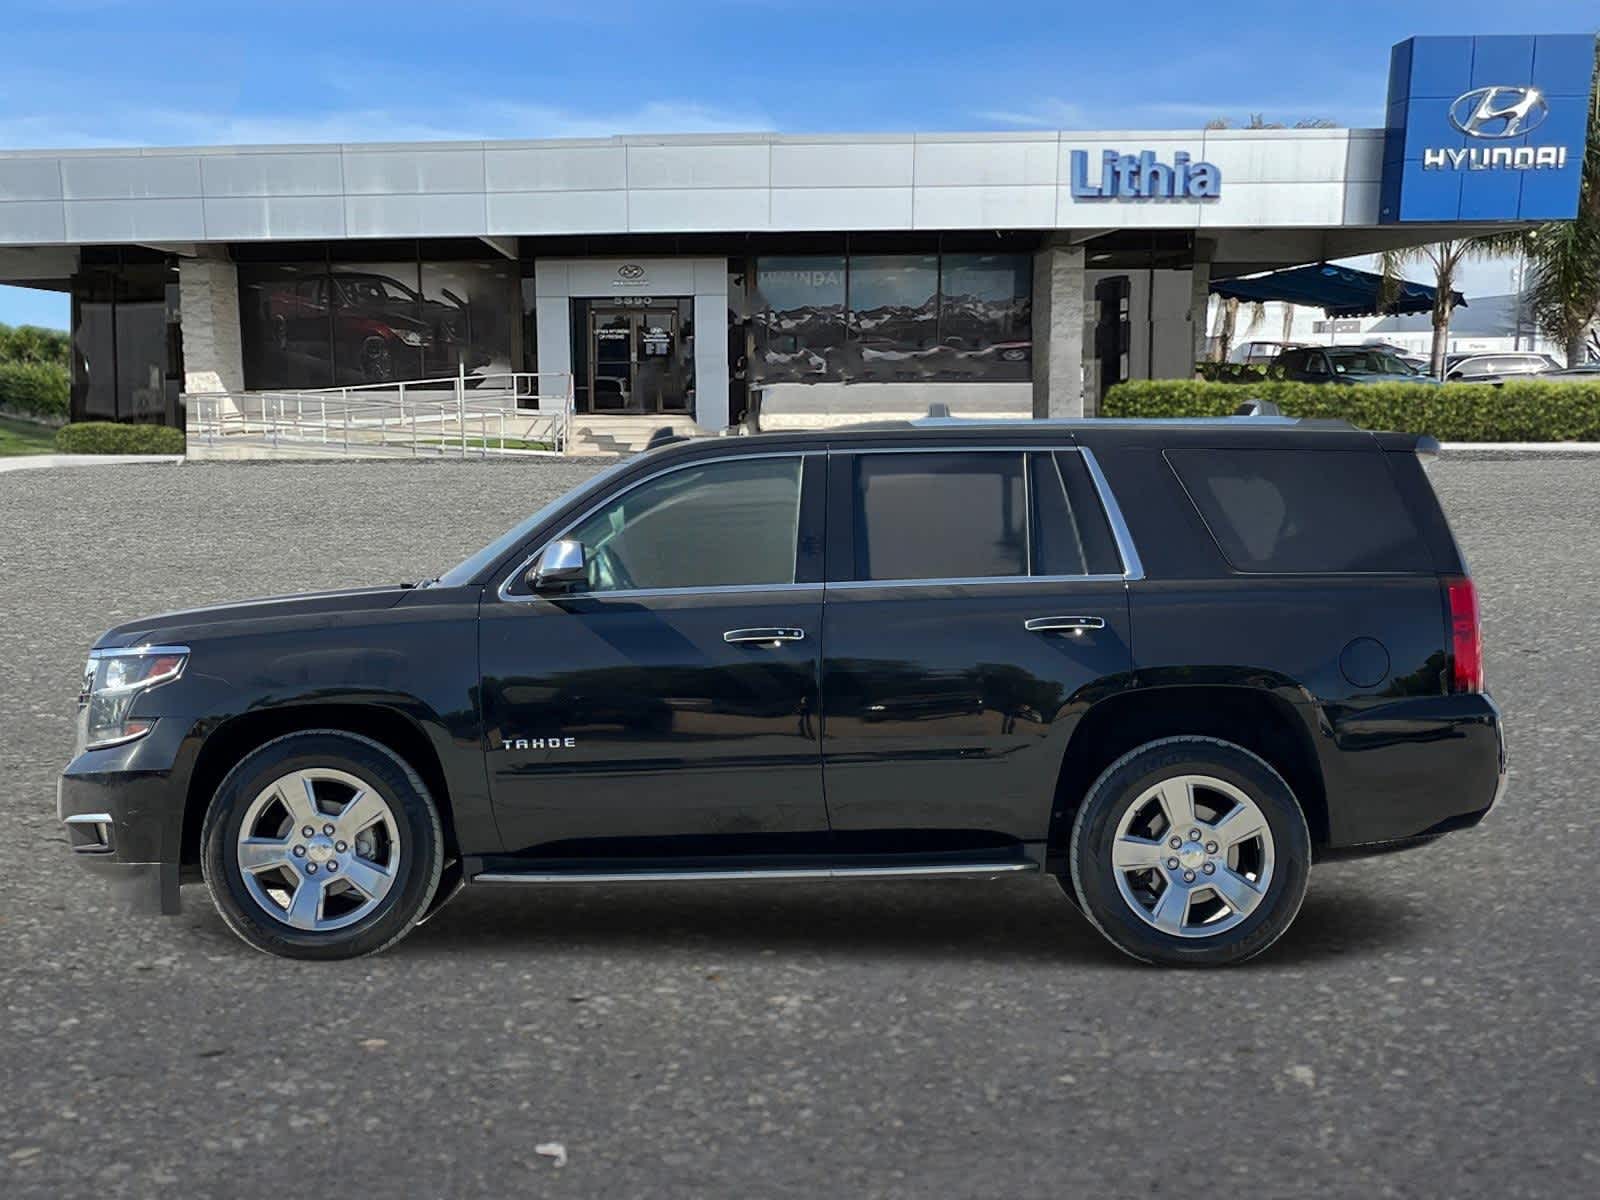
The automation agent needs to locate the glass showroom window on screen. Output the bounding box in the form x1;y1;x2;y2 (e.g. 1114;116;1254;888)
751;250;1030;385
847;254;939;382
752;256;847;383
937;254;1032;382
239;249;518;391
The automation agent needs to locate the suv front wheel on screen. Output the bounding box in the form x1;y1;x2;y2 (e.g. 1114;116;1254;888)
201;730;443;960
1068;737;1311;966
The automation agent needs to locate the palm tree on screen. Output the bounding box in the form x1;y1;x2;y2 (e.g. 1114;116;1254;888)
1209;296;1239;362
1378;240;1503;378
1503;40;1600;366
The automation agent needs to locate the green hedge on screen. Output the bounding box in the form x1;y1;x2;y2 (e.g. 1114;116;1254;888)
1102;379;1600;442
55;422;186;455
0;361;70;421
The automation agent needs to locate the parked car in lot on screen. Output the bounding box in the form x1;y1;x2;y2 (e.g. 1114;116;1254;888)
1352;340;1430;372
1535;363;1600;381
1444;352;1561;383
1228;339;1303;366
1273;345;1430;383
59;416;1504;966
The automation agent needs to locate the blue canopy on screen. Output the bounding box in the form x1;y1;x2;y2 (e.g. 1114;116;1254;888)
1210;263;1466;319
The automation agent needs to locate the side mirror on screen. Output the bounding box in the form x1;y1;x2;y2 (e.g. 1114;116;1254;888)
528;539;587;593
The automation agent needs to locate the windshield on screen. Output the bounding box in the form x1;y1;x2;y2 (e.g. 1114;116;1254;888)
336;275;420;307
1327;349;1413;375
434;457;638;587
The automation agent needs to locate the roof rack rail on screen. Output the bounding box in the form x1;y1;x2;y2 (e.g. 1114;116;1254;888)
1233;398;1283;417
645;427;691;450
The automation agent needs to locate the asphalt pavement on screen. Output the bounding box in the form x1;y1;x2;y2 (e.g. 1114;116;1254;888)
1;455;1595;1198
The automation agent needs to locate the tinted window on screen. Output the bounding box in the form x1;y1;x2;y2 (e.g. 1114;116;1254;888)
565;456;802;592
849;254;938;382
1030;452;1125;577
1167;449;1427;573
753;256;847;382
853;453;1025;581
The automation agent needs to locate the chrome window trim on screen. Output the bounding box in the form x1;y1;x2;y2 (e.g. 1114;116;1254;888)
495;451;812;605
828;574;1127;592
493;441;1147;604
835;443;1144;585
1077;446;1145;581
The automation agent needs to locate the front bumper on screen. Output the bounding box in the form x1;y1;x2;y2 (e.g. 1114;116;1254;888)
57;717;192;916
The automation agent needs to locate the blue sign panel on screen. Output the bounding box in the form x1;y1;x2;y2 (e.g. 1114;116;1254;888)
1380;35;1596;223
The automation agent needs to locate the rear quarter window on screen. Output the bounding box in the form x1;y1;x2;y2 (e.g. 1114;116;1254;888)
1165;448;1427;573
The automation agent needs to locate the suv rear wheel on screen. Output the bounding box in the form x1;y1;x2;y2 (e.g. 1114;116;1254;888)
200;730;443;960
1068;737;1311;966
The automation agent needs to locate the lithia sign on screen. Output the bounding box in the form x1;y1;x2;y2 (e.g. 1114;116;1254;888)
1068;149;1222;200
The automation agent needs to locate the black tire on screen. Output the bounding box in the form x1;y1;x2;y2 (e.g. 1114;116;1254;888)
1067;737;1311;967
201;730;443;961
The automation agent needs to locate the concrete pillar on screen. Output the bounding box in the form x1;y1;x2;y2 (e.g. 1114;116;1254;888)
178;257;243;394
1031;241;1085;418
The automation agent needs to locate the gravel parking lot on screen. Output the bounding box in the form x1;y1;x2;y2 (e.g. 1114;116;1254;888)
2;455;1595;1198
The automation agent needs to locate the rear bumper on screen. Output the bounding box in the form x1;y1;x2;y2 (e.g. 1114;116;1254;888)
1319;691;1505;852
57;718;191;916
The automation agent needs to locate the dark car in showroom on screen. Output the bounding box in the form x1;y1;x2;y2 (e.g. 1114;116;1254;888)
59;416;1503;966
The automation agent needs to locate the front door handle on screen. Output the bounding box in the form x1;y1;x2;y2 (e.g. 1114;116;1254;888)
723;627;806;645
1024;616;1107;634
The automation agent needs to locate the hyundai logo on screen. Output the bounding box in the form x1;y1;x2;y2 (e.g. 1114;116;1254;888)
617;263;646;280
1448;86;1549;139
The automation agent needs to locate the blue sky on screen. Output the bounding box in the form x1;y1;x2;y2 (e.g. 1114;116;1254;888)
3;0;1597;329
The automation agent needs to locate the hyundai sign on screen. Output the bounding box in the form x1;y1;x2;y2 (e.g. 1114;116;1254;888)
1380;35;1596;223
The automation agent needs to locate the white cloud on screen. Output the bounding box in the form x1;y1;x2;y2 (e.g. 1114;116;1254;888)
970;98;1090;129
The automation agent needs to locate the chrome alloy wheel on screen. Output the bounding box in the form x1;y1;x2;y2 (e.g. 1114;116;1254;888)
1108;773;1276;939
235;768;401;932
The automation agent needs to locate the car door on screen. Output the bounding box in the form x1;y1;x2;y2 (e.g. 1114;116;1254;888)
819;444;1135;854
479;451;829;859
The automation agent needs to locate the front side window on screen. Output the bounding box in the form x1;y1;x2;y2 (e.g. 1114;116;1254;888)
564;456;803;593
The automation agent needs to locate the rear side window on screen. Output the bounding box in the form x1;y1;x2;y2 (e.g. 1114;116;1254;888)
852;452;1026;581
1166;448;1427;573
1030;452;1124;577
847;450;1124;582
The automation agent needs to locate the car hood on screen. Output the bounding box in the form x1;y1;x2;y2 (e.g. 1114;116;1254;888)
93;585;417;650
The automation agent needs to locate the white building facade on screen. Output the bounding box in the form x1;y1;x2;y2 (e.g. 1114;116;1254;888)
0;35;1591;431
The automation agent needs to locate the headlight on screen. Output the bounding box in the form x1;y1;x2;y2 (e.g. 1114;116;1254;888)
396;329;427;347
79;646;188;750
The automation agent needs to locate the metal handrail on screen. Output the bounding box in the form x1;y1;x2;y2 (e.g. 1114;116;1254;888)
184;370;575;458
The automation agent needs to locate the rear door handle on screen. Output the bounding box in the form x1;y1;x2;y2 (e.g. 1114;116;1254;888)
723;627;806;645
1024;616;1107;633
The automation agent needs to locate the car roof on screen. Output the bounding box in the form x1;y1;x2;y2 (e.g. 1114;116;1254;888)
640;414;1373;459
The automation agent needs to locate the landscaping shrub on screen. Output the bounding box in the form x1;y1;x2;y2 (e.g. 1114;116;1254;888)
0;361;70;422
1194;361;1270;382
1102;378;1600;442
55;422;186;455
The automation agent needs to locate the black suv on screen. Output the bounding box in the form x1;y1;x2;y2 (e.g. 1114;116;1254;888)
59;418;1504;966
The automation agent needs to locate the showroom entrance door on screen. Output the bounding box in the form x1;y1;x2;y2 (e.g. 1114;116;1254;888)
587;306;691;414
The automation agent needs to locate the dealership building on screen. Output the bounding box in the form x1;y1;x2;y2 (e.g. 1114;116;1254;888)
0;34;1593;438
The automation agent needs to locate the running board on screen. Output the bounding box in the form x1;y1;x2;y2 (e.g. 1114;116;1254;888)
471;861;1037;885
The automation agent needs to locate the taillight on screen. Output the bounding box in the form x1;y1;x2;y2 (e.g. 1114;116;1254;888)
1444;576;1483;693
